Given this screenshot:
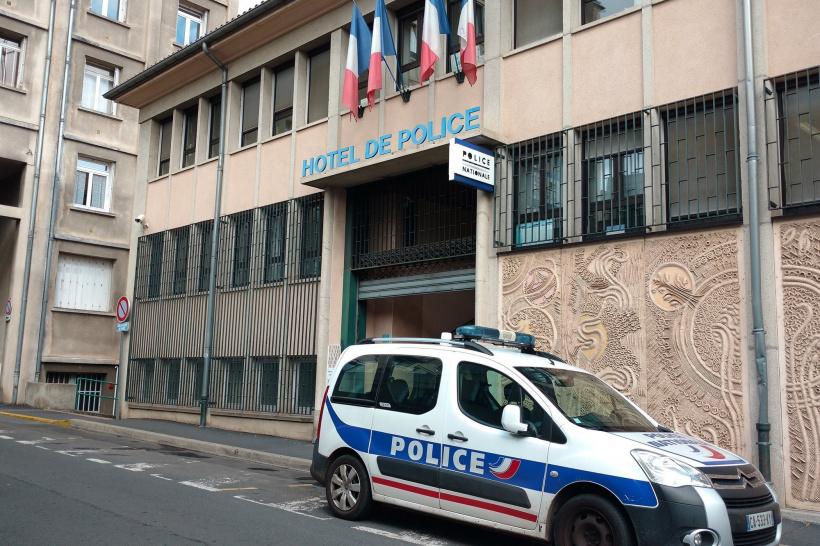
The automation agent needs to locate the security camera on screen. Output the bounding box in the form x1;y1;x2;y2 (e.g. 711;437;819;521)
135;214;145;223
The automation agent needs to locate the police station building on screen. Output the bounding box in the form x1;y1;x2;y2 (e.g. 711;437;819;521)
108;0;820;517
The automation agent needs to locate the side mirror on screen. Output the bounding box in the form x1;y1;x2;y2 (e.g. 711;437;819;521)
501;404;530;435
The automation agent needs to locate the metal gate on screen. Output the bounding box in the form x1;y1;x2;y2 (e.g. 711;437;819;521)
75;375;116;415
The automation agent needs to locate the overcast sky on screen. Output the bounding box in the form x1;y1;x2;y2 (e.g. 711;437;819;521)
238;0;256;14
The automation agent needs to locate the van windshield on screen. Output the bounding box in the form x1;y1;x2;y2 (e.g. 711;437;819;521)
516;367;656;432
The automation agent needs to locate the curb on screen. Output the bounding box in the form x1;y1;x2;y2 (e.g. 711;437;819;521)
0;411;71;427
70;419;312;472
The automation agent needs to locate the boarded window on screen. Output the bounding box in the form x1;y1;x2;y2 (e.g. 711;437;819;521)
55;254;113;312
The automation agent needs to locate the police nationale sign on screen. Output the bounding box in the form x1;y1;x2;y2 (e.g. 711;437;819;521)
448;138;494;192
301;106;481;177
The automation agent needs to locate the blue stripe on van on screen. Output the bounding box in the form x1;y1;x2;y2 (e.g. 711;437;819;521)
324;400;372;453
545;464;657;508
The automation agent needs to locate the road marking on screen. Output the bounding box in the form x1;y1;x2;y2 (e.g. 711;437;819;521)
151;474;173;481
220;487;258;491
353;527;448;546
56;451;77;457
0;435;13;440
234;495;332;521
115;463;166;472
87;458;112;464
36;446;50;450
289;484;314;488
17;437;53;445
180;481;222;492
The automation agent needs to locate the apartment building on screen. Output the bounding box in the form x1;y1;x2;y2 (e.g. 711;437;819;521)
107;0;820;519
0;0;235;412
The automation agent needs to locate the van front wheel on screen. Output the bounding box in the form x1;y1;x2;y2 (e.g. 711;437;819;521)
553;494;635;546
326;455;373;520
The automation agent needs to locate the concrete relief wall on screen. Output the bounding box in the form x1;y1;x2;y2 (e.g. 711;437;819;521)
776;219;820;511
500;228;750;458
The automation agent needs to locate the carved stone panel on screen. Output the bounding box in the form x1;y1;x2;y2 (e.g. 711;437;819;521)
778;220;820;510
499;228;748;460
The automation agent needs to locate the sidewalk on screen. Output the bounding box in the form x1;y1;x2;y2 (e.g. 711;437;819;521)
2;406;819;539
0;406;313;471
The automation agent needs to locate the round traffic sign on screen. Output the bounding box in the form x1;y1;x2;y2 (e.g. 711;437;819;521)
4;300;10;316
116;296;130;322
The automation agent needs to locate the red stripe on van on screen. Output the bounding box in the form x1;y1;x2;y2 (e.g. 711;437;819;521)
371;477;538;522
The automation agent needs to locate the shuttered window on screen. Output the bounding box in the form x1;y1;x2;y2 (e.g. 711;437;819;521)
55;254;113;312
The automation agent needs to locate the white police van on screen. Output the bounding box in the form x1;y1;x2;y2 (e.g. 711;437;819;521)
310;327;781;546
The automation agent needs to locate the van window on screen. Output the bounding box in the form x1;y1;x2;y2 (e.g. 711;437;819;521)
332;355;382;404
376;355;442;415
458;362;546;432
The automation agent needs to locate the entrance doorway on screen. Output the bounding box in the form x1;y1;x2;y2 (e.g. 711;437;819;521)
364;290;475;339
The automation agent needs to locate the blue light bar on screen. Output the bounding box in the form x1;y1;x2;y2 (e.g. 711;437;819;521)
455;326;535;348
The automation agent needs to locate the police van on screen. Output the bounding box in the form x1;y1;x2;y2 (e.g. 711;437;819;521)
310;327;781;546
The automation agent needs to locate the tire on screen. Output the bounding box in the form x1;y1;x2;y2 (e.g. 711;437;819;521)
553;493;635;546
325;455;373;520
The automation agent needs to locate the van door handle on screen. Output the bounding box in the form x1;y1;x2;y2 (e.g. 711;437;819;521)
447;433;468;442
416;427;435;435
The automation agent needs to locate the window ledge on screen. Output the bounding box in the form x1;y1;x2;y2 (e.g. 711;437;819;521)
52;307;116;318
77;106;123;122
573;4;643;34
504;32;563;59
198;156;218;166
148;173;170;184
86;10;131;29
70;205;116;217
297;117;328;132
261;130;293;145
0;83;26;95
230;142;258;155
172;164;196;175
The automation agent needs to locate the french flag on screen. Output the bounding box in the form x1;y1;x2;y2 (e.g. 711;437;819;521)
342;2;372;119
457;0;477;86
420;0;451;84
367;0;397;110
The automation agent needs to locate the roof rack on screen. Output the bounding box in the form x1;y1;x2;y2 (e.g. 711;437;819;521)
357;337;494;356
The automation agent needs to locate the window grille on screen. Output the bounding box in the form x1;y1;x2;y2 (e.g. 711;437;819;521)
127;195;323;415
765;66;820;210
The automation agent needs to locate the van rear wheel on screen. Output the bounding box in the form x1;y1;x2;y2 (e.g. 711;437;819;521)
553;494;634;546
326;455;373;520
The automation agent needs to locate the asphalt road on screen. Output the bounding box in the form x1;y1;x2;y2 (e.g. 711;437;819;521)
0;415;530;545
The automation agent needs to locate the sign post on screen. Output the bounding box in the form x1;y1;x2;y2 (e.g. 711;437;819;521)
115;296;130;420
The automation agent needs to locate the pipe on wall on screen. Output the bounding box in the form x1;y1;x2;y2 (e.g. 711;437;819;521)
199;43;228;427
11;0;58;404
741;0;770;480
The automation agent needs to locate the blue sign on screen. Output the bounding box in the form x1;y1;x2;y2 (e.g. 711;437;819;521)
302;106;481;177
116;322;130;332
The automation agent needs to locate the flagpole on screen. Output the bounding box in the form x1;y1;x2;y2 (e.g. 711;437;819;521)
448;31;464;83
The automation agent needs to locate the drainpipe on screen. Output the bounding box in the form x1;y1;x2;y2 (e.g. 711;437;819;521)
741;0;770;481
33;0;78;389
11;0;58;404
199;43;227;427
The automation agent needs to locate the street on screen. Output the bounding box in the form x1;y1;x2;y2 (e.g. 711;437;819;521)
0;415;524;545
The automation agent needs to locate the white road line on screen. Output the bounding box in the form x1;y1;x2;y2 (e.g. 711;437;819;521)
36;446;50;450
353;527;448;546
234;495;332;521
56;451;77;457
114;463;165;472
151;474;173;481
0;435;13;440
179;481;222;492
87;458;112;464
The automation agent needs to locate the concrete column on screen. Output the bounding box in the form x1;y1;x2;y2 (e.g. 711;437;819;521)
313;186;337;435
327;29;343;152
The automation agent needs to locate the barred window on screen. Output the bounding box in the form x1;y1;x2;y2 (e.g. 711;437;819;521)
147;233;164;298
514;136;563;246
172;227;190;295
198;221;213;292
263;203;287;283
299;197;323;279
231;212;253;288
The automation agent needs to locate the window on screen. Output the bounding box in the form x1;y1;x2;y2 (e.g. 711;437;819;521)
225;359;244;410
147;232;164;298
258;358;279;410
188;358;204;406
197;221;213;291
331;355;382;404
0;32;21;88
74;158;112;212
458;361;545;432
307;46;330;123
140;360;155;402
182;106;197;168
772;71;820;208
82;62;116;114
582;0;638;24
298;197;322;279
398;5;423;87
158;117;172;176
208;97;220;158
241;77;260;146
263;202;287;283
231;213;252;287
90;0;125;21
514;0;562;49
664;91;738;221
582;114;645;235
272;63;294;135
172;226;189;295
376;356;442;415
447;0;485;72
513;136;563;246
54;254;113;312
293;356;317;412
162;359;181;405
176;6;204;46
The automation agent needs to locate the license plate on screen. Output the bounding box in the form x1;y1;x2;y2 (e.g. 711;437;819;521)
747;510;774;532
